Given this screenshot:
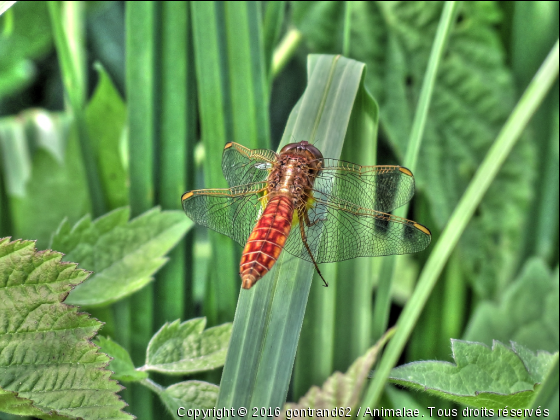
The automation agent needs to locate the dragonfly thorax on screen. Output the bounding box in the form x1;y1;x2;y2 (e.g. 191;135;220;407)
267;154;320;205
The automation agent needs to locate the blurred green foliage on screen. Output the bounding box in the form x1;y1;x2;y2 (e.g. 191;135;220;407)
0;1;557;419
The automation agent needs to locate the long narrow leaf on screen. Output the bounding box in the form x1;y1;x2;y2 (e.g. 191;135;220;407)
191;1;271;325
217;55;371;411
125;2;157;417
372;0;459;341
47;1;106;216
295;61;378;395
154;0;192;330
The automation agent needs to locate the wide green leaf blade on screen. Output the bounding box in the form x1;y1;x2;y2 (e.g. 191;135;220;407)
51;207;192;307
388;340;558;410
216;54;375;412
0;238;131;419
143;318;232;374
294;55;379;396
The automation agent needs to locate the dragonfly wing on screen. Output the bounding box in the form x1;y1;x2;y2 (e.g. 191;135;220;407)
221;142;277;187
315;158;416;213
283;197;431;263
181;182;268;247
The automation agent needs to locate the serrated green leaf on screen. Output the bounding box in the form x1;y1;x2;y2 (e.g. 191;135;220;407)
464;258;559;352
85;63;128;210
0;237;132;419
279;330;392;417
96;336;148;383
144;318;232;374
0;388;53;419
388;339;558;410
51;206;192;307
157;381;218;418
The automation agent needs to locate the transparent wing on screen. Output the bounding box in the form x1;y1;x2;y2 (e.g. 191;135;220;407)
315;158;416;213
221;142;277;187
181;182;268;247
283;196;431;264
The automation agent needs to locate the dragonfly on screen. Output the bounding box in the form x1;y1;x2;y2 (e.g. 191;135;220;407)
181;141;431;289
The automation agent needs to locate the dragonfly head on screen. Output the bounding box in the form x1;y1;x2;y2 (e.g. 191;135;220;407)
280;141;323;169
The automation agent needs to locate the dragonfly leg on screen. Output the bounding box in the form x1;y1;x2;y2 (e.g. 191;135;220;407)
304;210;326;227
298;211;328;287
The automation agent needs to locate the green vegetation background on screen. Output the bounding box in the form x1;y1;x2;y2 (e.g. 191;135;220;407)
0;1;557;419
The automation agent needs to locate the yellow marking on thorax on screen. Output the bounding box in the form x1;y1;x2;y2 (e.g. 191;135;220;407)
258;189;269;210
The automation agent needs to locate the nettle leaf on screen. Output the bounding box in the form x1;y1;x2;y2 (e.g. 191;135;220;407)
51;206;192;307
278;330;392;417
143;318;232;374
292;1;535;297
464;258;559;353
0;238;132;419
388;339;558;410
158;381;218;418
96;336;148;383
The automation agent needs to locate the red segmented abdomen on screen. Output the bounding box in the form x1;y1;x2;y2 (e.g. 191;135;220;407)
240;195;294;289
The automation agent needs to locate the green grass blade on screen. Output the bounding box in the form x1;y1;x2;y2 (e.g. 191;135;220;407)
191;1;237;327
272;28;303;78
371;0;459;342
262;1;285;80
512;1;559;268
342;2;351;56
125;2;157;417
217;55;369;412
529;353;559;416
403;1;459;173
191;1;271;325
331;77;379;374
154;1;193;330
47;1;106;217
364;39;560;408
224;1;270;150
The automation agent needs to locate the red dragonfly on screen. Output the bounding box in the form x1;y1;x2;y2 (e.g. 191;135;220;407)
182;141;431;289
